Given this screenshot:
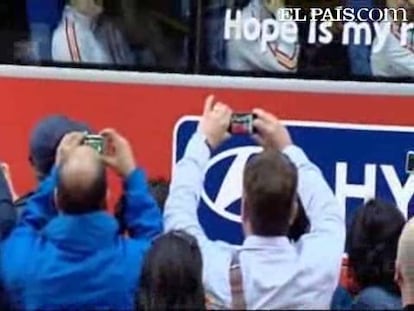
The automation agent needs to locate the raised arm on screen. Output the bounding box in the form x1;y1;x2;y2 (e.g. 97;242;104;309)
253;108;345;294
17;166;58;231
163;131;211;243
123;168;162;239
101;128;162;241
164;96;232;242
0;166;17;239
164;97;236;306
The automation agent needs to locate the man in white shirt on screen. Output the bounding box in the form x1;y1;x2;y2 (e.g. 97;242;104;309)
225;0;300;72
164;96;345;309
52;0;134;65
371;0;414;78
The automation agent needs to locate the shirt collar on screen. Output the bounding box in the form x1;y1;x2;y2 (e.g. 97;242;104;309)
64;5;98;30
243;235;292;249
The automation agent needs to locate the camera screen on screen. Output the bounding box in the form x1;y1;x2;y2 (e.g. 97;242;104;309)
406;152;414;173
84;136;104;154
230;114;255;135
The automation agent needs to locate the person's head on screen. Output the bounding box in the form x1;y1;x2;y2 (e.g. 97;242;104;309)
29;115;91;182
56;145;107;214
138;231;205;311
348;199;405;294
241;149;298;237
149;178;170;211
396;217;414;306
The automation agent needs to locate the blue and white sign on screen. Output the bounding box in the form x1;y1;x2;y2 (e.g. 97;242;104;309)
173;116;414;245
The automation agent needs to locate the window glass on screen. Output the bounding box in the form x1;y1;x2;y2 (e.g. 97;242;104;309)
3;0;195;72
201;0;414;81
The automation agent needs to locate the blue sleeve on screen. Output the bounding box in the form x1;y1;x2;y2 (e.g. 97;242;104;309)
0;171;16;239
18;167;58;232
26;0;65;27
123;169;162;240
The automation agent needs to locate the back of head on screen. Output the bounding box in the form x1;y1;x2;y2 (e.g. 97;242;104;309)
29;115;90;181
243;149;298;236
57;146;107;215
348;199;405;293
138;231;205;311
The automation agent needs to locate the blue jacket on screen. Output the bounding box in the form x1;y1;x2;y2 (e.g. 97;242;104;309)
1;167;162;310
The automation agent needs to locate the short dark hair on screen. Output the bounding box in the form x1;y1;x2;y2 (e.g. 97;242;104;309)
348;199;405;294
243;149;298;236
149;178;170;211
138;231;205;311
57;163;107;215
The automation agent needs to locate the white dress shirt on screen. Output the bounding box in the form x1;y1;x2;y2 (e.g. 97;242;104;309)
164;131;345;309
371;22;414;78
52;5;135;65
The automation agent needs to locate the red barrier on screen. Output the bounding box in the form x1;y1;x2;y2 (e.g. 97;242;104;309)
0;69;412;207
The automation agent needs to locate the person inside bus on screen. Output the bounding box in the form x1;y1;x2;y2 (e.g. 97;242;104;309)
137;230;206;310
52;0;135;66
225;0;300;73
1;130;162;310
345;0;375;77
371;0;414;78
164;95;345;309
25;0;65;62
333;199;405;310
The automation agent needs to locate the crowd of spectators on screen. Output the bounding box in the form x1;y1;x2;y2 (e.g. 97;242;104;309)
0;96;412;310
0;0;412;79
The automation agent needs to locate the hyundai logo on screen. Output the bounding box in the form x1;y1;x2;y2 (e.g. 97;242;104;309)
201;146;263;223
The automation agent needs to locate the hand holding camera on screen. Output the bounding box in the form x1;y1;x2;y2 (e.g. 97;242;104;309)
201;95;293;151
100;128;136;178
252;108;293;151
55;132;86;166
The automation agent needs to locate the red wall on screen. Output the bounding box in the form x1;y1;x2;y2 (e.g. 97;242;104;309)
0;76;412;204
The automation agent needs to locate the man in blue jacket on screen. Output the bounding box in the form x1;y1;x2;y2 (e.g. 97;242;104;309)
1;129;162;310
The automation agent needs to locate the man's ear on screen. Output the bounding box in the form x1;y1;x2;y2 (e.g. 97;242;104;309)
289;198;298;226
241;192;247;223
395;262;403;287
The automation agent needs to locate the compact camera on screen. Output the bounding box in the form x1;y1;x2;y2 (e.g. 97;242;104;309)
229;113;257;135
406;151;414;174
83;134;104;154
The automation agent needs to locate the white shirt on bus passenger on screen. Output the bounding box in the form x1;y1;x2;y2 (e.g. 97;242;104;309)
52;5;135;65
225;0;300;73
371;21;414;77
164;131;346;309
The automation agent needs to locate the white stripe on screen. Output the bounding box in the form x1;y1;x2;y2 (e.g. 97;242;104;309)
0;65;411;96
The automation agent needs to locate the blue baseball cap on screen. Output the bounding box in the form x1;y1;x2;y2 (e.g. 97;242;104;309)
29;115;91;177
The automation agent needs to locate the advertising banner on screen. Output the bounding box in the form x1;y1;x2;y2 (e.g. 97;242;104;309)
174;117;414;244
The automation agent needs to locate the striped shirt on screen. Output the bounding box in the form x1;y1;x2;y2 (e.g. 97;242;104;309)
52;5;134;66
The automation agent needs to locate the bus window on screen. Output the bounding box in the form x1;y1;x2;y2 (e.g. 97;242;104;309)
201;0;414;81
3;0;195;72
